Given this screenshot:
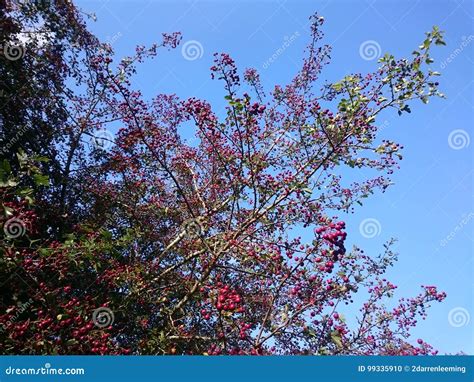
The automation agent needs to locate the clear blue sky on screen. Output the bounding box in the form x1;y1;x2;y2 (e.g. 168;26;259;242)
75;0;473;354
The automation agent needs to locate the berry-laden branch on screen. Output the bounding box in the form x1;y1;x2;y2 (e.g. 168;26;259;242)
0;3;447;355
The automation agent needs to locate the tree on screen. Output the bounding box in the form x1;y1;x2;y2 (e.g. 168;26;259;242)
0;3;446;355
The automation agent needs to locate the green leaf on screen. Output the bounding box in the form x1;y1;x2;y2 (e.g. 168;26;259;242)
330;330;343;349
38;248;53;257
16;150;28;168
366;115;376;124
33;174;49;187
100;229;113;240
33;156;50;162
0;179;18;188
318;347;329;355
0;159;11;174
3;205;14;216
421;38;431;50
24;195;34;204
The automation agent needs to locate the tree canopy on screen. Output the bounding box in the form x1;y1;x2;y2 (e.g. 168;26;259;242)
0;1;446;355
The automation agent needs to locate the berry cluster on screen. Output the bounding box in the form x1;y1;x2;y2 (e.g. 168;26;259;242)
314;221;347;273
210;53;240;89
315;221;347;247
0;3;448;356
216;285;242;313
239;322;252;339
248;102;266;116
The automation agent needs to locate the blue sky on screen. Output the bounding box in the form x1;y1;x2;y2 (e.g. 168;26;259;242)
75;0;473;354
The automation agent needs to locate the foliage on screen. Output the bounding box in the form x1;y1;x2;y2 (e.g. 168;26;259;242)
0;3;446;355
